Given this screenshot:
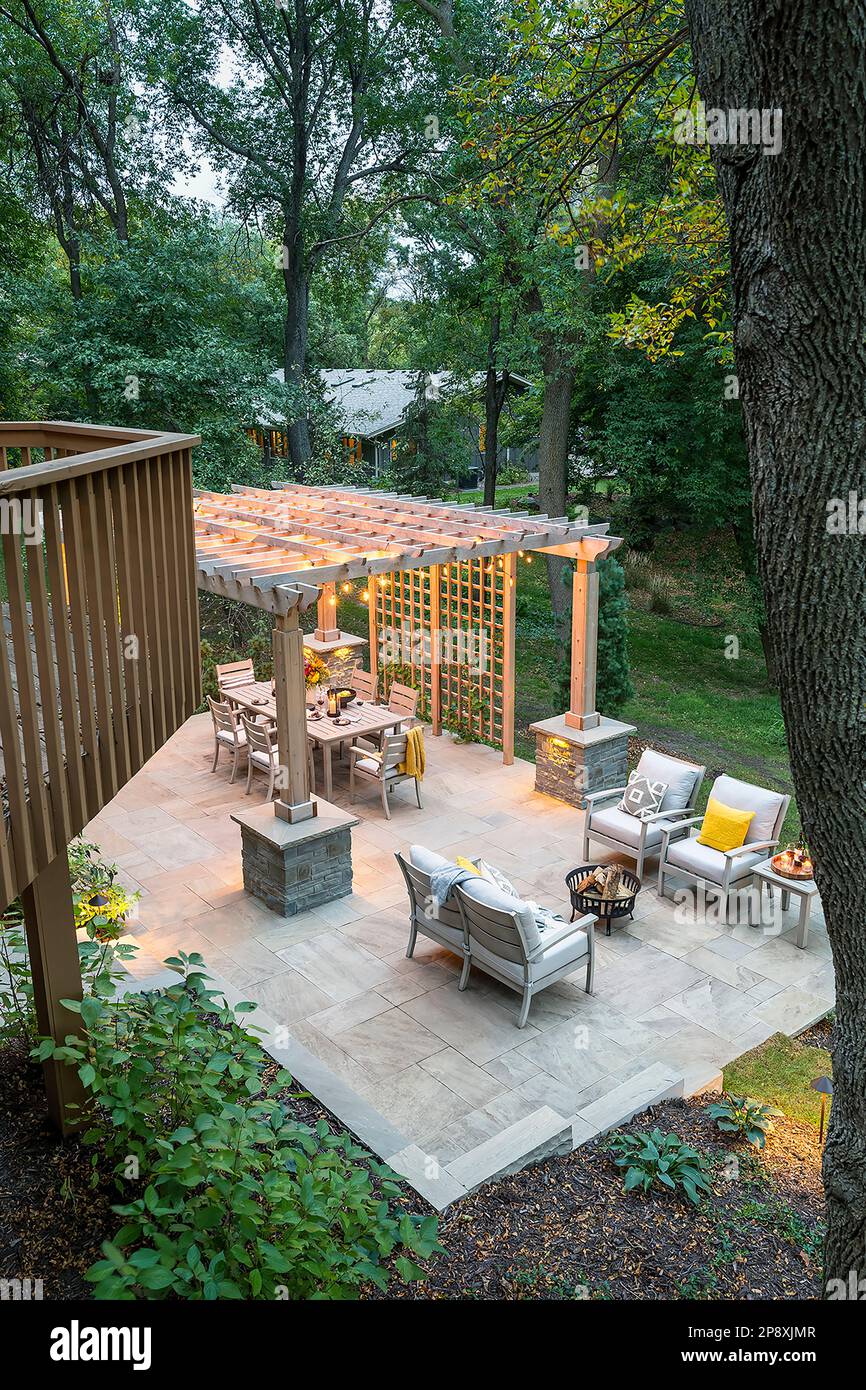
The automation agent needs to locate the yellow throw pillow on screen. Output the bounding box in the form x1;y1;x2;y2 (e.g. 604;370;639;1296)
697;799;755;852
455;856;480;875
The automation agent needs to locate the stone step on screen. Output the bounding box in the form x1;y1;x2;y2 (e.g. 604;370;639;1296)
574;1062;682;1138
445;1105;572;1194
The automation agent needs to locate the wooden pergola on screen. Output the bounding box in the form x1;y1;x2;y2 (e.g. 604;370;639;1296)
194;483;621;824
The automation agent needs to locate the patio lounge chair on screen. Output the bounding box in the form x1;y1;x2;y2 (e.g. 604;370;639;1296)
657;774;790;922
349;731;422;820
455;877;596;1028
582;749;706;880
208;695;247;783
395;846;470;979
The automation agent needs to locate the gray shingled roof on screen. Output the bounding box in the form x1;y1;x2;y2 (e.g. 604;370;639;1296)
267;368;531;438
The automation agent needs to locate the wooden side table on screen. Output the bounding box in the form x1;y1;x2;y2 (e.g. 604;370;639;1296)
752;860;819;948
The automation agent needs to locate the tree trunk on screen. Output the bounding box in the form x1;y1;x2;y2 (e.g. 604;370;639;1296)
534;311;575;640
282;235;311;473
686;0;866;1290
483;312;508;507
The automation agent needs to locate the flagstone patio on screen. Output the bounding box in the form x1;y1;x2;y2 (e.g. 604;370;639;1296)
88;713;835;1208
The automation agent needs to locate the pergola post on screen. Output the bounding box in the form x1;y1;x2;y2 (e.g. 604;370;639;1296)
564;556;602;732
529;534;634;809
314;582;340;643
20;850;86;1135
501;552;517;763
272;608;316;824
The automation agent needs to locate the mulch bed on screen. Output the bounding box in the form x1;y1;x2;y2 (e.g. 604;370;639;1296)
2;1048;824;1302
0;1043;116;1298
799;1016;837;1054
375;1096;825;1301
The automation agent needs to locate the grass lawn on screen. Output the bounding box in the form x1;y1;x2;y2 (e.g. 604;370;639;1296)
724;1032;833;1129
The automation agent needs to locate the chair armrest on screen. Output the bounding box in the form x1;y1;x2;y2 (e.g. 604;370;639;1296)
724;839;779;860
527;914;594;959
641;806;699;824
584;786;626;808
349;744;381;763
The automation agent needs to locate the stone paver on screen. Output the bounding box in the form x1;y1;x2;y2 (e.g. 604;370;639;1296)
89;711;834;1204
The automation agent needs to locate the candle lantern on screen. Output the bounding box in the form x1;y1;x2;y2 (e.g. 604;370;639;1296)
327;687;339;717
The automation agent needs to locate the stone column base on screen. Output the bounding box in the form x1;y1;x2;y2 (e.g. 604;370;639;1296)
231;799;359;917
303;632;368;690
528;714;635;810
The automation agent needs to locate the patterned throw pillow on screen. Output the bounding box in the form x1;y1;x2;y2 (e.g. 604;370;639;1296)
476;858;519;898
618;771;668;821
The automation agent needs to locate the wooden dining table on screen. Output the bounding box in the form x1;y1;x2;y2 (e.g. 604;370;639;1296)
222;680;403;801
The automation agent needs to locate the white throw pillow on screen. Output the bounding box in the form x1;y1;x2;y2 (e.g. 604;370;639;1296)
476;858;519;898
619;770;667;821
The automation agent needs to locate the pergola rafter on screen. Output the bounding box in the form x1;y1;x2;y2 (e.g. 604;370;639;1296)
194;484;612;601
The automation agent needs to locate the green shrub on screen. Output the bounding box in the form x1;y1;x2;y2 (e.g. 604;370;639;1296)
705;1094;783;1149
608;1127;711;1206
1;840;137;1048
40;953;440;1299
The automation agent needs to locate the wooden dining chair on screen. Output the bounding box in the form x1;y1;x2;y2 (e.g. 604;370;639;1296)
387;680;419;731
349;732;422;821
242;715;279;798
242;715;316;797
351;665;378;703
207;695;247;783
216;658;254;693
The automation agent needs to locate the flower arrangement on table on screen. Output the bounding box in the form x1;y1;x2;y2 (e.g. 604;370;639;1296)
304;648;330;689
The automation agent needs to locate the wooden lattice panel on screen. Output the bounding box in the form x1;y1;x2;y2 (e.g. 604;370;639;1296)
373;555;515;762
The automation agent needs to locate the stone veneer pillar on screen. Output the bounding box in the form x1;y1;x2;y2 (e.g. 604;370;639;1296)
529;713;635;811
231;799;359;917
303;632;369;690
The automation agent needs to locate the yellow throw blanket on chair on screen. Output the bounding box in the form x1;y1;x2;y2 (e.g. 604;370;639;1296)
398;726;425;778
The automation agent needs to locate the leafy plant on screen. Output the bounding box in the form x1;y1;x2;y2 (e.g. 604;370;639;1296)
39;953;441;1299
608;1127;711;1206
1;839;137;1047
706;1093;783;1149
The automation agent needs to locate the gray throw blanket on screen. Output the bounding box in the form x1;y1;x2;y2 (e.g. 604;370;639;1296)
429;863;476;908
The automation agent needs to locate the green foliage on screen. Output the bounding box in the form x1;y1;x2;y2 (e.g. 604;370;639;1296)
39;953;440;1299
705;1094;783;1149
608;1126;711;1206
723;1032;831;1129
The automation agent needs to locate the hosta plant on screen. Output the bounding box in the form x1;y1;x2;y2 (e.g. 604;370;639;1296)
39;953;441;1299
608;1127;711;1206
705;1094;783;1149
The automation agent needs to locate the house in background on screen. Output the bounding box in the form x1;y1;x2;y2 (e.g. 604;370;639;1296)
249;368;537;481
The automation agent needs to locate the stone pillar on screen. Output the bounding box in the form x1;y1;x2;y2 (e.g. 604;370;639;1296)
529;714;635;811
232;801;359;917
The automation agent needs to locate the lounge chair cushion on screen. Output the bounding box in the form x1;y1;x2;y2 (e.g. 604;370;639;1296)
710;775;785;845
635;750;700;812
590;805;675;849
665;834;766;884
470;929;589;985
459;876;541;954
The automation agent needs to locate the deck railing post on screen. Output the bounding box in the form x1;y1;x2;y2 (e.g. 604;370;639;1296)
273;608;317;823
20;850;86;1135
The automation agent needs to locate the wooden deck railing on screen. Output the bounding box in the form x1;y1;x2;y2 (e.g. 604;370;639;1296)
0;422;201;910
